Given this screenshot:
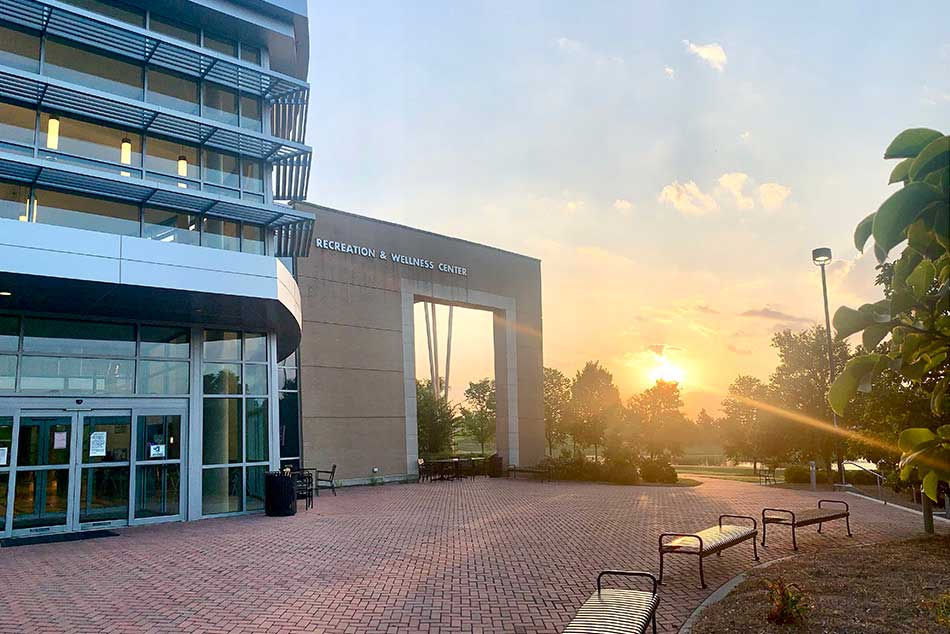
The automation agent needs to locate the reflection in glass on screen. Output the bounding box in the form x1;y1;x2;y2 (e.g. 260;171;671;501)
205;34;237;58
18;417;71;466
0;416;12;466
244;332;267;362
242;224;265;255
0;23;40;73
23;318;135;356
244;365;268;395
140;326;190;359
33;189;141;237
202;217;241;252
13;469;70;529
0;102;37;148
245;398;268;462
138;360;190;395
0;355;15;390
136;464;180;518
0;473;6;530
0;181;30;223
240;96;262;132
150;15;199;44
202;467;241;515
79;466;130;523
278;366;298;391
204;330;241;361
137;415;181;461
45;38;143;100
246;465;266;511
203;363;241;394
203;149;240;189
202;398;241;465
146;69;199;115
82;415;131;464
203;83;239;126
19;356;135;394
142;208;199;245
241;160;264;193
240;45;261;66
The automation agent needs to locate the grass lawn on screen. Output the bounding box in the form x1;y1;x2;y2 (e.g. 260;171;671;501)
674;465;784;483
690;536;950;634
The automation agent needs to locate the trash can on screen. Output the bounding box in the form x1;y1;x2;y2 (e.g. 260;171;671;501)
264;471;297;516
488;453;504;478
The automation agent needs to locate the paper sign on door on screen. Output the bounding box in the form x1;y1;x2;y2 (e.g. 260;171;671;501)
0;447;7;466
149;444;166;459
89;431;107;457
53;431;68;450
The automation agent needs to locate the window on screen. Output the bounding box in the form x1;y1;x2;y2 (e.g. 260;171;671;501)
44;38;143;101
203;149;240;190
202;217;241;252
240;45;261;66
147;69;199;116
0;316;18;353
19;357;135;393
150;15;200;45
0;102;36;148
203;83;239;127
33;189;140;237
140;326;190;359
0;23;40;74
239;95;262;131
23;318;135;357
0;181;29;223
242;160;264;193
204;34;237;58
142;208;199;246
201;329;270;516
145;137;199;186
61;0;145;27
242;224;265;255
39;113;141;176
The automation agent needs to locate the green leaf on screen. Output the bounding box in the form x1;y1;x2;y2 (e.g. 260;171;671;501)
909;135;950;180
862;322;891;351
871;183;944;255
898;427;937;452
922;470;939;502
906;259;936;298
853;213;875;251
828;354;883;415
832;306;872;339
899;462;915;481
889;158;914;184
884;128;943;159
890;289;916;315
937;424;950;439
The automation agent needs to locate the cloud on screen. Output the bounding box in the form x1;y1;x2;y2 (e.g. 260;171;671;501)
646;343;682;356
727;343;752;355
758;183;792;210
563;200;584;215
741;307;811;323
695;305;719;315
717;172;754;210
613;199;634;215
556;37;582;53
658;180;719;216
664;66;675;78
683;40;727;72
740;131;751;140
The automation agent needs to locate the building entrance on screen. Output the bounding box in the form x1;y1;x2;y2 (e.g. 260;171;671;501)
0;399;187;538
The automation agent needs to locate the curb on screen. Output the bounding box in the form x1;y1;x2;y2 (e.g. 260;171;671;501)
843;490;950;523
677;555;796;634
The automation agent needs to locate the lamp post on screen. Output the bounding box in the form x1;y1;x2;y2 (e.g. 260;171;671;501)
812;247;846;485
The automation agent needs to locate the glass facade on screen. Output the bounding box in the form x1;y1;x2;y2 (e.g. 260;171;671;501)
201;330;270;516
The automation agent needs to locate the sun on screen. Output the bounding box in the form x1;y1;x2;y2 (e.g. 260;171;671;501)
648;356;686;385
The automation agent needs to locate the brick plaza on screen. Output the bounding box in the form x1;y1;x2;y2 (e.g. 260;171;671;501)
0;477;934;633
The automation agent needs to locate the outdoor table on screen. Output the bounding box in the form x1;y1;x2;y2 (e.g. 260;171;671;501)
431;458;461;480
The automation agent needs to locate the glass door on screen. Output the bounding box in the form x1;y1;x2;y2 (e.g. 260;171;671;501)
133;412;184;523
0;415;12;536
76;411;132;529
11;413;75;535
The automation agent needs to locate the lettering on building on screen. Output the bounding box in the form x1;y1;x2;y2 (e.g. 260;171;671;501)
314;237;468;276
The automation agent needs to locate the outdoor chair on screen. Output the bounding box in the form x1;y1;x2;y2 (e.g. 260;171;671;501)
659;514;759;588
294;470;314;510
417;458;430;482
762;499;851;550
758;467;777;486
315;464;337;496
563;570;659;634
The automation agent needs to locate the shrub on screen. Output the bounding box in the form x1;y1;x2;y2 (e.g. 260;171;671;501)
539;455;639;485
765;578;810;625
783;465;813;484
639;457;678;483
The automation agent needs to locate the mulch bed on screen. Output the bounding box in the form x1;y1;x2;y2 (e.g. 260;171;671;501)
690;535;950;634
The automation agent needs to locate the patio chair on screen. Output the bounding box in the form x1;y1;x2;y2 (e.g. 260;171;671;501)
315;464;337;496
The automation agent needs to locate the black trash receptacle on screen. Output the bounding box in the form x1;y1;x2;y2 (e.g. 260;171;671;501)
488;454;504;478
264;471;297;516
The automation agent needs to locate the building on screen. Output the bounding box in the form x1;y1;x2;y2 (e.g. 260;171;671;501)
0;0;543;538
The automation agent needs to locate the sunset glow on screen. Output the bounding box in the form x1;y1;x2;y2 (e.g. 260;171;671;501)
648;357;686;386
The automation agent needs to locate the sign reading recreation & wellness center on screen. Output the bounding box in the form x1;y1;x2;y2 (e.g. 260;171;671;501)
314;237;469;276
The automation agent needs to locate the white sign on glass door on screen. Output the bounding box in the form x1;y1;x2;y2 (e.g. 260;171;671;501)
0;447;7;466
53;431;67;450
89;432;107;457
149;444;166;459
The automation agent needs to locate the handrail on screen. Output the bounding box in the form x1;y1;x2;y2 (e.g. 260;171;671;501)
843;461;886;505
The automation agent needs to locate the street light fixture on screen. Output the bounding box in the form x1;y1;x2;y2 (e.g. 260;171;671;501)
812;247;846;485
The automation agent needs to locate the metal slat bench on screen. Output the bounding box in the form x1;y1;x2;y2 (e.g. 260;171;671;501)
659;515;759;588
564;570;659;634
761;499;851;550
507;465;551;481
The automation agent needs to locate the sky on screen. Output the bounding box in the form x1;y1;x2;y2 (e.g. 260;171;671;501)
304;1;950;415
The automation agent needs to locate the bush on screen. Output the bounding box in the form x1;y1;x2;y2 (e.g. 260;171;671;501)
783;465;813;484
539;455;639;485
639;457;677;483
765;578;810;625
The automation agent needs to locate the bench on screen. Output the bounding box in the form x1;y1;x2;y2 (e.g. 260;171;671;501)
507;465;550;481
761;499;851;550
758;467;777;486
563;570;659;634
659;515;759;588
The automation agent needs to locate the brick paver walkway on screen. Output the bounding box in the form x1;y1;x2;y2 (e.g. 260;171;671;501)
0;477;937;633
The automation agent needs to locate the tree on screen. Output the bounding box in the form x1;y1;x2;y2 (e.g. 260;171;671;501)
626;380;691;459
416;379;459;457
828;127;950;509
769;326;851;481
543;367;571;456
459;378;496;454
566;361;622;459
720;375;772;472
